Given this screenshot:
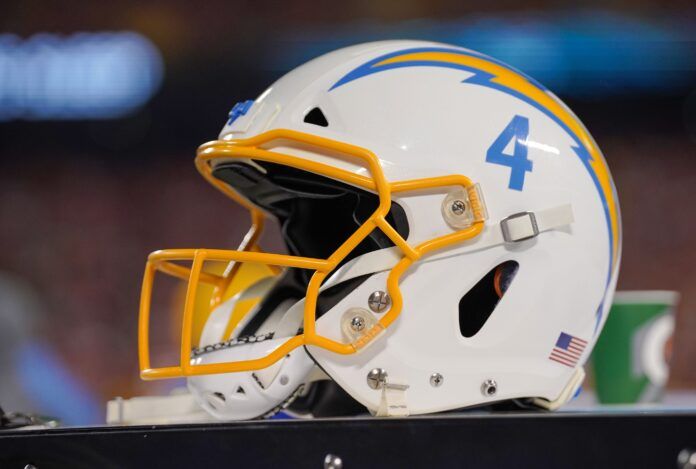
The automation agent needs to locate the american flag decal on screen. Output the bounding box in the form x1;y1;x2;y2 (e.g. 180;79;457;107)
549;332;587;367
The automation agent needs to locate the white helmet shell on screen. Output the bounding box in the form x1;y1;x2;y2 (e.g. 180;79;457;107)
184;40;621;417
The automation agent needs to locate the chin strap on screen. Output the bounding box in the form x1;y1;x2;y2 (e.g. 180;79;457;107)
375;382;410;417
532;367;586;411
325;204;574;289
107;391;216;425
497;205;573;243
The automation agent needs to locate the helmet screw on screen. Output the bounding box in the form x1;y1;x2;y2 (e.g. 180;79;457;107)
350;316;366;332
450;199;467;216
430;373;444;387
367;368;388;390
481;379;498;397
368;291;391;313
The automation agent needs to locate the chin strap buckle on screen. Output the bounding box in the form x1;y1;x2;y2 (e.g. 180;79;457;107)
501;211;539;242
500;204;574;243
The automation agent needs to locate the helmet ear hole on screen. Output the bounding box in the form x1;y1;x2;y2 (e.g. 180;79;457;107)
458;261;519;338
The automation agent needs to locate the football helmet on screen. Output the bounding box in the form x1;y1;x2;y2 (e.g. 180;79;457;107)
137;40;621;419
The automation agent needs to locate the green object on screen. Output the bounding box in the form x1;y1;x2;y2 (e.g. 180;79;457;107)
592;291;677;404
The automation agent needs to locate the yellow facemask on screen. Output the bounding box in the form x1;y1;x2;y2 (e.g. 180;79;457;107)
138;128;486;380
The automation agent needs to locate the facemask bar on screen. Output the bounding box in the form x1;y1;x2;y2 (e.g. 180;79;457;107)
139;129;486;380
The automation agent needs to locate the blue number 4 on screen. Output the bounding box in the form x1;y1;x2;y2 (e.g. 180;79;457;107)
486;115;532;191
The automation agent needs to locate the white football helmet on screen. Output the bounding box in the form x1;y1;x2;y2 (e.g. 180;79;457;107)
137;40;621;419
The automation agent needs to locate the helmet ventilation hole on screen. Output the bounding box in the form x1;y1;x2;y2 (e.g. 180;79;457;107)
459;261;519;338
303;107;329;127
235;386;246;395
205;392;227;411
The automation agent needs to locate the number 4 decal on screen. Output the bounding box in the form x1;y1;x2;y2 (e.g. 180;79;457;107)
486;115;532;191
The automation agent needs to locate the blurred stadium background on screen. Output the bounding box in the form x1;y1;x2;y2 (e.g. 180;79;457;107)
0;0;695;424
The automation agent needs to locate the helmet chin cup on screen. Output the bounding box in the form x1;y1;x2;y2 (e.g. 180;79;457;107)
188;337;315;420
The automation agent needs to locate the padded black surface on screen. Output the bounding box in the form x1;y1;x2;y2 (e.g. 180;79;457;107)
1;411;695;468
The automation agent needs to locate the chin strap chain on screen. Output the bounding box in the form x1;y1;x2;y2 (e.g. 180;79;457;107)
191;332;275;357
107;385;309;425
110;330;309;424
258;385;306;419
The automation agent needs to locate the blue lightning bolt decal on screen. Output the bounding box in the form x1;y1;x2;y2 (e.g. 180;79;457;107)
330;47;621;332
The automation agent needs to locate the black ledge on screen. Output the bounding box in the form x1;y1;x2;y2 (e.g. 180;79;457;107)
1;409;695;468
